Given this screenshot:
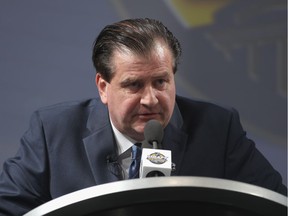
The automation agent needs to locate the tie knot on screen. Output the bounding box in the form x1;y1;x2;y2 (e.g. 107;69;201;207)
134;142;142;148
131;143;142;160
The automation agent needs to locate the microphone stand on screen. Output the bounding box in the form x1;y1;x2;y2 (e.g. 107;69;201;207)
151;140;160;177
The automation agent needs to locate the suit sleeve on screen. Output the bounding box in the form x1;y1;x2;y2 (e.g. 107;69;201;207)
0;111;51;215
224;108;287;196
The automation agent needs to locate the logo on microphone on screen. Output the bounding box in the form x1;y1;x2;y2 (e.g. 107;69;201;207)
147;152;168;164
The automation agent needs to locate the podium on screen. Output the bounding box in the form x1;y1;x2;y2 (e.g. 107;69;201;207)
24;177;287;216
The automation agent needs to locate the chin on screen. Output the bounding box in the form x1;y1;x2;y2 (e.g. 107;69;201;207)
134;125;145;134
130;125;144;140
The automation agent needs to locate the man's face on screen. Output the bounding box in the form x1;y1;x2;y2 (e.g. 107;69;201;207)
96;41;176;141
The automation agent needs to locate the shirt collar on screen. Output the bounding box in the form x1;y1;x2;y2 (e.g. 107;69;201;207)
110;119;136;155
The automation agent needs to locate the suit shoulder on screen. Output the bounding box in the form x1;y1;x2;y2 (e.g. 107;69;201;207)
176;95;235;116
33;98;102;123
175;96;241;137
37;98;97;112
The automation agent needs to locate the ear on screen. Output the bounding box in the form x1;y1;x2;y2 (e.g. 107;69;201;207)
95;73;108;104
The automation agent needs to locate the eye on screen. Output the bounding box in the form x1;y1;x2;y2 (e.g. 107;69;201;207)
123;81;143;92
154;78;167;89
157;79;165;85
130;81;141;88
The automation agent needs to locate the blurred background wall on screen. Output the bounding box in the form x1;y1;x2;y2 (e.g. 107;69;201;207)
0;0;286;185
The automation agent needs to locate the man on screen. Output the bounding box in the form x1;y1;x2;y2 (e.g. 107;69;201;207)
0;18;286;215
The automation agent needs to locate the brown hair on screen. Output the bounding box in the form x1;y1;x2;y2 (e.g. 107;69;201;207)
92;18;182;82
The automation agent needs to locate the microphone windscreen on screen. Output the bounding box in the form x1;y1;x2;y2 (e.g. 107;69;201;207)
144;119;164;145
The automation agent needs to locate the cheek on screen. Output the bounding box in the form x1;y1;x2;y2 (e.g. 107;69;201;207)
161;87;176;120
163;95;175;114
109;94;139;117
163;83;175;101
122;98;140;115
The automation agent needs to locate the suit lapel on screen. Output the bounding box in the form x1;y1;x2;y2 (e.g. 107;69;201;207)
162;102;188;175
83;99;120;185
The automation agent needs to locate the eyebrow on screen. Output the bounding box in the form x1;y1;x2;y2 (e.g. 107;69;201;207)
152;71;170;79
120;71;171;86
120;77;140;86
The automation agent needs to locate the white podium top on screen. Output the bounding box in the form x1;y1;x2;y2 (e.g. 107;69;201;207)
24;176;287;216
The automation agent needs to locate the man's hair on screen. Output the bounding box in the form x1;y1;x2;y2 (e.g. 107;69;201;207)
92;18;182;82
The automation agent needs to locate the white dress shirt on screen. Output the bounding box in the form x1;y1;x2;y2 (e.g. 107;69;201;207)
110;119;143;179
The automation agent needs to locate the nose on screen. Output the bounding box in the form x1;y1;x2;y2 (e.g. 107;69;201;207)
140;86;158;107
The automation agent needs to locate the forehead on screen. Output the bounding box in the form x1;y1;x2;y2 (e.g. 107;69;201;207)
111;41;174;73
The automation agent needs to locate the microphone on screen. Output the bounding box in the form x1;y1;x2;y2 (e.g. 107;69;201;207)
139;120;172;178
144;119;164;149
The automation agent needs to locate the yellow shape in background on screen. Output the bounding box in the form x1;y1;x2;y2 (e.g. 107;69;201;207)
171;0;231;27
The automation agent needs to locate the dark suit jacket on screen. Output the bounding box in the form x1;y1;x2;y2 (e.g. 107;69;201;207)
0;96;286;215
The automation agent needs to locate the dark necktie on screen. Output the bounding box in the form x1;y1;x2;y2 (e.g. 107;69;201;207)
129;143;142;179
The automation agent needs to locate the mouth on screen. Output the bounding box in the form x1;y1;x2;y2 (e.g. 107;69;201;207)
137;113;160;120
